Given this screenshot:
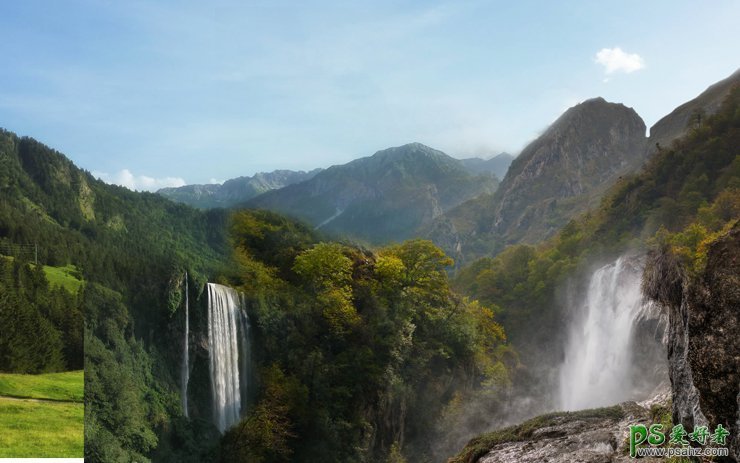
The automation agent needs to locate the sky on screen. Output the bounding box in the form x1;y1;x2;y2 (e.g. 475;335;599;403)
0;1;738;190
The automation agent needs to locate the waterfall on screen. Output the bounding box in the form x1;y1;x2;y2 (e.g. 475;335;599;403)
181;272;189;418
207;283;249;433
559;257;647;411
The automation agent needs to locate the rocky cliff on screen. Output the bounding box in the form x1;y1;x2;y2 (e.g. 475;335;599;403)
490;98;647;242
644;222;740;461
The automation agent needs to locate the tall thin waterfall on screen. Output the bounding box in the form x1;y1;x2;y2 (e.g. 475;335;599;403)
559;257;646;410
207;283;249;433
181;272;189;418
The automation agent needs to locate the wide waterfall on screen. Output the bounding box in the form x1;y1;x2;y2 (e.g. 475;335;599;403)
181;272;189;418
559;257;648;411
207;283;250;433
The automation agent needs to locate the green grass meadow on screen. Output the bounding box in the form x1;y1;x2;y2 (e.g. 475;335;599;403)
0;370;83;402
0;255;84;294
0;370;83;457
42;263;84;294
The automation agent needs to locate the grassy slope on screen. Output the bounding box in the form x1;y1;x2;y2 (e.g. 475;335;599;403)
0;370;83;402
0;398;83;457
0;371;83;457
41;263;84;294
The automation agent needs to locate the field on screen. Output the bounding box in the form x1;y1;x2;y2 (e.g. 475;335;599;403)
42;263;84;294
0;255;84;294
0;371;84;457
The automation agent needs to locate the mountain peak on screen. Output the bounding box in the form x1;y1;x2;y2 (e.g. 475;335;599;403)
487;94;647;242
561;97;635;119
369;142;448;160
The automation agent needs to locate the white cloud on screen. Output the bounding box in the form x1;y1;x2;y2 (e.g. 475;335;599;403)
93;169;186;191
595;47;645;74
208;178;225;185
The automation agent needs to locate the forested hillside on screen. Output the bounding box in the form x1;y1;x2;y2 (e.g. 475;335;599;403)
0;129;230;461
217;210;515;462
0;257;82;373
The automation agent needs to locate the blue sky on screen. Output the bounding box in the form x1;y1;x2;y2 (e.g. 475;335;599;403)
1;1;738;190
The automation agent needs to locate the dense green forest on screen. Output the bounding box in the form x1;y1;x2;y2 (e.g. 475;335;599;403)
0;129;229;461
218;210;515;462
0;256;82;373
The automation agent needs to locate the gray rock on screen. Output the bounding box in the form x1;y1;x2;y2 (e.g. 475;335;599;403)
455;399;665;463
644;222;740;461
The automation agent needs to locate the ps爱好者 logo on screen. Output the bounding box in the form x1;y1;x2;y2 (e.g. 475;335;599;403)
629;423;730;458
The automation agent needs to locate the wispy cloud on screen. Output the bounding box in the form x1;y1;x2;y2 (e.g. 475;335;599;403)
93;169;186;191
595;47;645;74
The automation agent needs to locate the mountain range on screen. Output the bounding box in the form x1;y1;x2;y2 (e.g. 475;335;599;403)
155;70;739;263
245;143;500;244
157;168;322;209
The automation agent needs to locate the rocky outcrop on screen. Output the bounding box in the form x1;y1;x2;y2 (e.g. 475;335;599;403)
448;396;668;463
644;222;740;461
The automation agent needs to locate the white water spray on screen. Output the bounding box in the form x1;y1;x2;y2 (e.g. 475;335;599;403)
559;257;647;410
181;272;189;418
207;283;249;433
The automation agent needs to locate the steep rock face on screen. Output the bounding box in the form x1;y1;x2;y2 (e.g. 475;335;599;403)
490;98;647;242
157;169;321;209
246;143;498;244
644;223;740;461
643;250;708;433
687;224;740;460
648;69;740;154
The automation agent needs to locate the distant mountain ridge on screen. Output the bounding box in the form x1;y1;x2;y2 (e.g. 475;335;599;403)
157;168;322;209
459;152;514;179
245;143;500;244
